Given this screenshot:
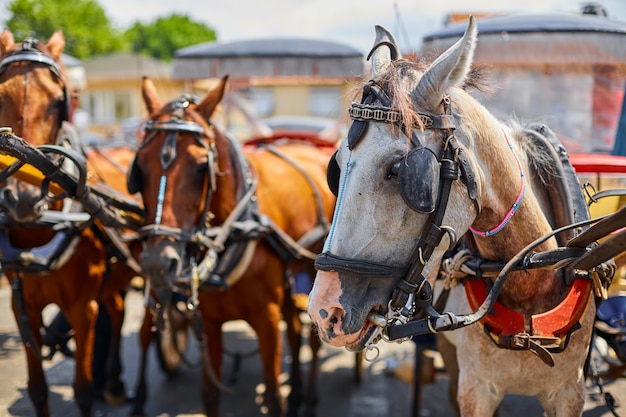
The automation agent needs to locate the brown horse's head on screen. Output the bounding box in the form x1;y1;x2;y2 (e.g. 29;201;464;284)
131;76;228;289
0;29;69;145
0;30;71;222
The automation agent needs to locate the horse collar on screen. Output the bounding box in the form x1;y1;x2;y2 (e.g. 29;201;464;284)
465;277;592;366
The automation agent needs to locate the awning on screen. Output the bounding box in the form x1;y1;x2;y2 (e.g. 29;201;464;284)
569;153;626;173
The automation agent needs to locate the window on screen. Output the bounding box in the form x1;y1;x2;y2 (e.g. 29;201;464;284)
81;90;133;124
309;87;342;117
249;88;274;117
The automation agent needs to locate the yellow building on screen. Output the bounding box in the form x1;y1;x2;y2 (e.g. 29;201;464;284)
78;38;365;144
172;37;365;140
80;52;186;143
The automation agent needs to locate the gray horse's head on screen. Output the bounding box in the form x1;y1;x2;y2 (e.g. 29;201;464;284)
308;17;481;350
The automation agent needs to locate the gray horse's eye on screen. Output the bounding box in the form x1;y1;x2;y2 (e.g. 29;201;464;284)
386;161;400;179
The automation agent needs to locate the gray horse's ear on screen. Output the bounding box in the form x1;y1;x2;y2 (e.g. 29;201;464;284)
368;25;402;81
412;15;477;110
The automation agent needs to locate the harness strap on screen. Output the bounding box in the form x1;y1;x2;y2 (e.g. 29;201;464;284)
263;144;331;234
11;275;45;360
490;331;558;366
0;228;81;273
390;133;458;310
349;103;457;131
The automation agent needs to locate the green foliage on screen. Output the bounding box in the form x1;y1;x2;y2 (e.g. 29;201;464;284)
5;0;124;59
124;14;217;61
3;0;217;61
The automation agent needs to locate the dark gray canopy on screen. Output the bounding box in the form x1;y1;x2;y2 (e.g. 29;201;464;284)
424;12;626;41
176;38;362;59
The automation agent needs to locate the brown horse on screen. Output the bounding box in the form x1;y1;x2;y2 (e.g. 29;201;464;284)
0;29;141;416
309;17;604;416
128;75;335;417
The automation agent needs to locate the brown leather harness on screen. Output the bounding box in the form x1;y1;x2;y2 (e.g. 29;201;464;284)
128;98;330;302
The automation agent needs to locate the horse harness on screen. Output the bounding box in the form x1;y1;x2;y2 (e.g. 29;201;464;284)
128;96;330;307
0;39;141;360
0;38;90;275
315;77;612;364
129;96;260;299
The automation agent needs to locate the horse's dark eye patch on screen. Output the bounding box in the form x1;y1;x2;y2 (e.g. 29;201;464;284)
196;160;208;174
386;161;400;179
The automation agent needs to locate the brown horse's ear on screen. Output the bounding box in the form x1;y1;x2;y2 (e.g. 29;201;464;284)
197;75;229;120
0;29;15;57
46;30;65;61
141;76;163;114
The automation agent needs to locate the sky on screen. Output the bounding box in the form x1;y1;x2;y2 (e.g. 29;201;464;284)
0;0;626;54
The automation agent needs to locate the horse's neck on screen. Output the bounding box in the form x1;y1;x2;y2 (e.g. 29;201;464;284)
210;132;247;223
471;127;566;313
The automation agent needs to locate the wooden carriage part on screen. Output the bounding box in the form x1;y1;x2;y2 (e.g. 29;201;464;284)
0;131;143;230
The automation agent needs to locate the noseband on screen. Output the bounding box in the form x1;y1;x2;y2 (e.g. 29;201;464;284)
0;37;71;130
315;80;480;339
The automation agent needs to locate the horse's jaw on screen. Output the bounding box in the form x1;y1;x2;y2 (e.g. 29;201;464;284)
0;182;48;222
139;240;183;290
308;270;387;350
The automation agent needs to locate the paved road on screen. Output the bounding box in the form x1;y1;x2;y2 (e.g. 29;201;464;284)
0;280;624;417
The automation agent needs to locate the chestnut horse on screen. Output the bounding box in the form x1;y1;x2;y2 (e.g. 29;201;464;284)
0;30;141;416
308;17;606;416
127;76;335;417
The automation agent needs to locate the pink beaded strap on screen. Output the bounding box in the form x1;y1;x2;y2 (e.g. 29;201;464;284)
469;130;525;237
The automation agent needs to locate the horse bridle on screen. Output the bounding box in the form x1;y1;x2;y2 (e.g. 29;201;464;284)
130;95;218;246
315;79;481;339
0;37;71;131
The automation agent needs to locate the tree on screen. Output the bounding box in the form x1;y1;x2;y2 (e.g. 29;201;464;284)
124;14;217;61
5;0;124;59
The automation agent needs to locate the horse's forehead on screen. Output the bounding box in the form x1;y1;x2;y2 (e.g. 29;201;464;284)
0;62;59;88
339;122;431;162
396;65;423;89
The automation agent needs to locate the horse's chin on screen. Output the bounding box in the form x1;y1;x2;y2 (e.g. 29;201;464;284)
345;321;379;352
326;317;377;351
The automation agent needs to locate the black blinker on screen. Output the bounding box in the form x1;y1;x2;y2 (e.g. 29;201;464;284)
326;151;340;197
347;120;368;150
398;147;440;214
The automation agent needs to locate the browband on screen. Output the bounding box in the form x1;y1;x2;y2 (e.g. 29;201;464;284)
349;102;458;131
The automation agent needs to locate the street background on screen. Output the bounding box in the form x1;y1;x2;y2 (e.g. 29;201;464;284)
0;279;624;417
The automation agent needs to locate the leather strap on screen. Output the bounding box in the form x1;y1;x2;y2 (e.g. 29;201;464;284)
490;331;558;367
